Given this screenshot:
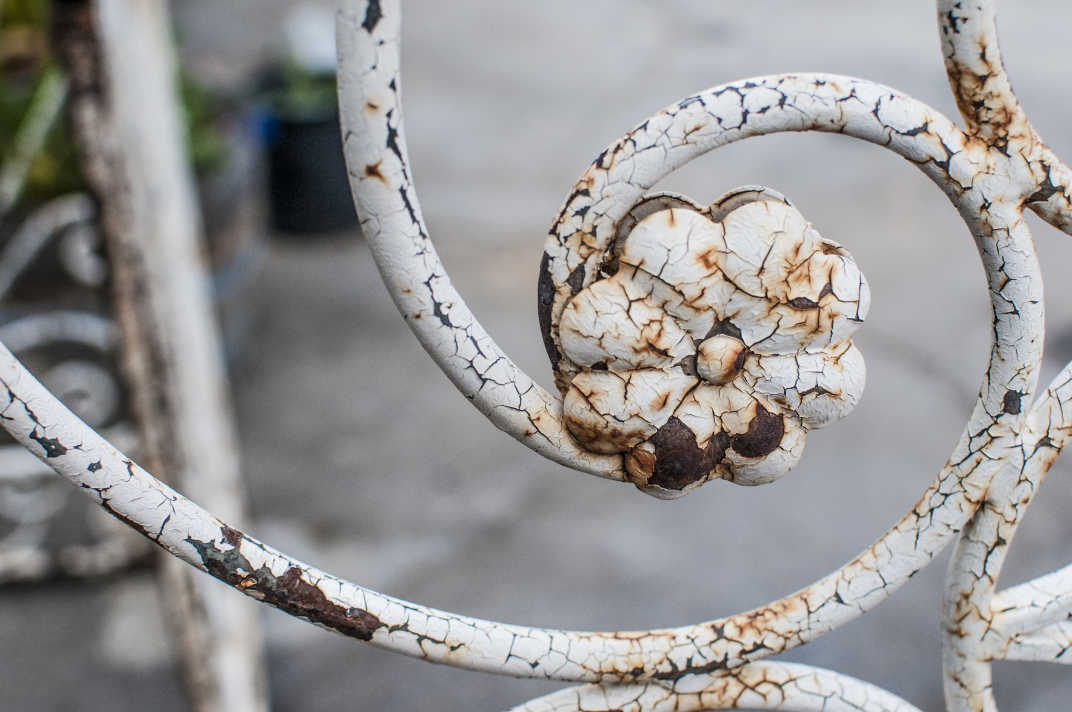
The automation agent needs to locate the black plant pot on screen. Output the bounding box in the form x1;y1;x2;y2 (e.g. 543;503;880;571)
266;112;357;234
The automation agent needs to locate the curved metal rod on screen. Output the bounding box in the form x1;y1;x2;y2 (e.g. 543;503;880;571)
509;662;921;712
938;0;1027;146
945;360;1072;673
994;621;1072;664
338;0;1047;681
338;0;1042;481
0;194;95;301
934;2;1072;709
938;0;1072;239
0;45;1042;702
0;2;1058;708
335;0;623;481
0;310;116;353
991;564;1072;645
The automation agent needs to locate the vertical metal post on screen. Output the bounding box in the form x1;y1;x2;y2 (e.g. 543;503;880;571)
52;1;268;710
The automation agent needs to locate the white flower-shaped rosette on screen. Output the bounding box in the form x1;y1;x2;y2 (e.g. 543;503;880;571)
555;190;870;498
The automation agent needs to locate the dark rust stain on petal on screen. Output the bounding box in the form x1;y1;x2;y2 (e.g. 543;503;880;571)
787;296;820;310
647;417;728;490
566;263;586;294
705;318;743;340
730;404;785;458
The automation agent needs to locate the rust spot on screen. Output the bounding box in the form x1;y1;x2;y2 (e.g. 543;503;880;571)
564;410;615;451
651;391;670;411
364;161;387;184
222;525;242;548
274;567;383;637
187;538;385;641
566;263;586;295
820;242;843;255
706;319;743;340
698;248;719;271
733;347;748;372
626;448;655;478
365;100;379;113
730;404;785;458
647;417;728;490
787;296;819;310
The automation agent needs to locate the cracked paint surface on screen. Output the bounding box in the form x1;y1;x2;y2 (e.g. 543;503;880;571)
551;193;868;497
511;662;921;712
1;0;1072;710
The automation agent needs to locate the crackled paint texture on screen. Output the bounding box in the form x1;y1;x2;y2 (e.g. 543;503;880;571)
1;0;1072;710
549;192;868;497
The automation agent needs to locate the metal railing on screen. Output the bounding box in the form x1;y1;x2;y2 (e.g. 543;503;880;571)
2;1;1070;709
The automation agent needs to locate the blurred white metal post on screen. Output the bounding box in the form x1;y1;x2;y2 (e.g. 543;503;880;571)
52;1;268;710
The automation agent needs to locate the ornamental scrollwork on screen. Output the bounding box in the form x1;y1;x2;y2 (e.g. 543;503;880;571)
1;1;1072;710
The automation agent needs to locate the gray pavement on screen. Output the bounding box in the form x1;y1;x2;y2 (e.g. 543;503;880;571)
5;1;1072;710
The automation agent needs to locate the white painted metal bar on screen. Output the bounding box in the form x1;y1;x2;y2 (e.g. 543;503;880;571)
0;0;1067;709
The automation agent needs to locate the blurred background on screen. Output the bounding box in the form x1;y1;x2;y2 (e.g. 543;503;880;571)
2;0;1072;709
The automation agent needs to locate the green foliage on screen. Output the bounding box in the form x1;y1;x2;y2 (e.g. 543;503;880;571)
2;0;47;25
263;60;337;120
0;0;229;209
1;0;84;205
178;71;229;177
0;70;85;204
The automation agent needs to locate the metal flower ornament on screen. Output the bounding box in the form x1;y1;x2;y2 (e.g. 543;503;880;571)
543;189;869;496
4;0;1072;710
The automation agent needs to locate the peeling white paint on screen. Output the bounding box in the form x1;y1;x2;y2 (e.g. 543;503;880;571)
0;0;1070;710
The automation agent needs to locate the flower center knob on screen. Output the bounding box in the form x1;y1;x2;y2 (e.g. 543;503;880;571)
542;188;870;498
695;334;747;385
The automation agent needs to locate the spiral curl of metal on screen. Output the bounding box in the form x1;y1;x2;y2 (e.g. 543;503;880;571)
0;0;1070;709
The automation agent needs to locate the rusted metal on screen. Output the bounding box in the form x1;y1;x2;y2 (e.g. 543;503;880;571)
549;195;868;497
0;0;1070;710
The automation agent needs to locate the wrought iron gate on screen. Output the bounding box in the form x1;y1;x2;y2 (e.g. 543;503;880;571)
4;1;1072;709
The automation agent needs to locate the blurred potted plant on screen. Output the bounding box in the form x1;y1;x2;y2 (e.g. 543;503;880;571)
0;0;263;354
0;0;267;582
257;4;357;234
